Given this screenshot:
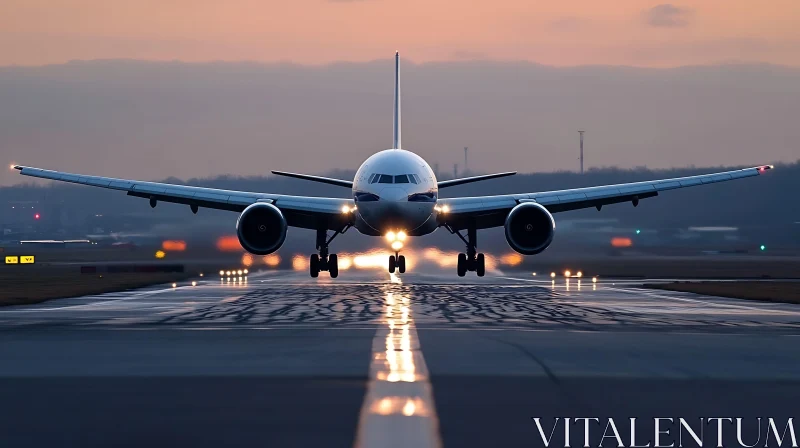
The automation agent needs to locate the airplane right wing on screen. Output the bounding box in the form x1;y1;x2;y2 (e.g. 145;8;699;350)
14;165;354;231
437;165;774;230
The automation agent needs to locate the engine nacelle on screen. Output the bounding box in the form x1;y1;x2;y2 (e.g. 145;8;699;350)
504;202;556;255
236;202;287;255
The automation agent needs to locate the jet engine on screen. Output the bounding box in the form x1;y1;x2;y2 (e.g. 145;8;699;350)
236;203;287;255
504;202;556;255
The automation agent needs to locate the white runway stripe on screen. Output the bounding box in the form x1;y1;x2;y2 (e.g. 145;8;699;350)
354;274;441;448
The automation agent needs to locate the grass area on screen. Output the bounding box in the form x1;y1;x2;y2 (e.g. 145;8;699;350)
0;267;195;306
644;281;800;304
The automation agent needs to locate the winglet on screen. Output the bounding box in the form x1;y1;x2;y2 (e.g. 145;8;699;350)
757;165;774;174
12;164;22;171
392;51;401;149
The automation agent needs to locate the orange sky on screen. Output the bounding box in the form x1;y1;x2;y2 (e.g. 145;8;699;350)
1;0;799;67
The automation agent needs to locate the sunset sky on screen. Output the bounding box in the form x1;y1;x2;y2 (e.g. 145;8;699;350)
2;0;799;67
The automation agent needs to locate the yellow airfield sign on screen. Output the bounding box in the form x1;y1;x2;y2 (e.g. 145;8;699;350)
5;255;35;264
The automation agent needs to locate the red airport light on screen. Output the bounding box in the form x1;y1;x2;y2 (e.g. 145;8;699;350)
34;213;40;220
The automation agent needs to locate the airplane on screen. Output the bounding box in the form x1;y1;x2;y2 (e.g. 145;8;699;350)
13;52;774;278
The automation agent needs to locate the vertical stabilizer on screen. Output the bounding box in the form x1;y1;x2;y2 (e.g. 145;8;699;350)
393;51;401;149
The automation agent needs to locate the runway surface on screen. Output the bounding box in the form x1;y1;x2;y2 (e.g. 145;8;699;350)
2;269;800;447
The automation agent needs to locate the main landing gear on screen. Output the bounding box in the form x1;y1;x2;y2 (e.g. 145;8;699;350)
309;226;348;278
448;224;485;277
388;252;406;274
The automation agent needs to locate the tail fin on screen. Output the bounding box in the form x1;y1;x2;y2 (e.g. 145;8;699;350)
392;51;401;149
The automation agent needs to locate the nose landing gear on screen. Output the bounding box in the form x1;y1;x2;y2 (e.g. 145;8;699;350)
449;224;485;277
388;253;406;274
309;226;348;278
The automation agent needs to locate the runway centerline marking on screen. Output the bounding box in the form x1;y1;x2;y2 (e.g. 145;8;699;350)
354;273;442;448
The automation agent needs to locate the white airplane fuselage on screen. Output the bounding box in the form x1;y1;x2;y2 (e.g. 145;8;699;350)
352;149;440;237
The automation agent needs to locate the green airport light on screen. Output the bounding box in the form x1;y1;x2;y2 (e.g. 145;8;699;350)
760;245;766;251
635;229;641;235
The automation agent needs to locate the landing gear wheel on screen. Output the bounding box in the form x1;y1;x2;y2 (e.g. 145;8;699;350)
329;254;339;278
476;253;485;277
388;255;396;274
398;255;406;274
310;254;320;278
457;253;467;277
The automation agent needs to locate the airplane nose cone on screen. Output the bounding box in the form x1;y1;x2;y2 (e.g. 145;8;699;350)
380;187;406;202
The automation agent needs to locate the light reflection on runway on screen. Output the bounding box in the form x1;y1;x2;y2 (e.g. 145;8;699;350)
355;273;441;447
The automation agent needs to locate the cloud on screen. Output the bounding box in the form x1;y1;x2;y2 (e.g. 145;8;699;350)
645;4;690;28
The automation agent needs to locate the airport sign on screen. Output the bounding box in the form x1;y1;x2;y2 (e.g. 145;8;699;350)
4;255;35;264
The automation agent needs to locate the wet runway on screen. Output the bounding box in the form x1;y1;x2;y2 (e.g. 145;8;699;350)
2;270;800;447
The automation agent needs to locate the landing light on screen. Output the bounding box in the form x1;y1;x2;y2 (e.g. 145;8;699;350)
386;231;396;242
576;271;583;278
391;241;404;251
219;270;225;276
564;270;571;277
550;272;556;278
396;231;407;241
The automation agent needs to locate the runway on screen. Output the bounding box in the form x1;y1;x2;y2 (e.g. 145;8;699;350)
2;270;800;447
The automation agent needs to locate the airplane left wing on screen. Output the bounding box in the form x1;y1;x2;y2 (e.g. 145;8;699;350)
437;165;774;230
13;165;354;230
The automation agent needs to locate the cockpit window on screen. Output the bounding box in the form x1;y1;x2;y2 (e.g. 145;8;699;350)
369;173;421;184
